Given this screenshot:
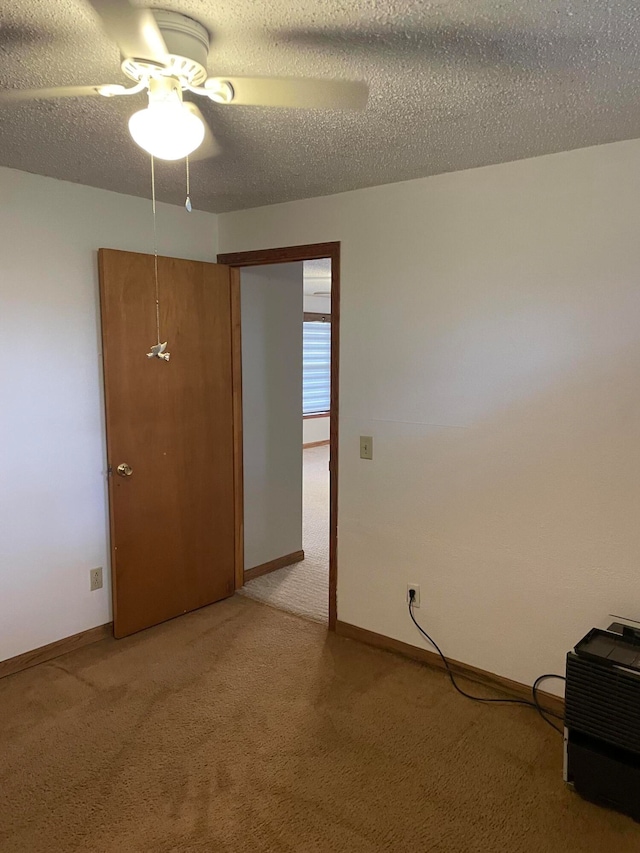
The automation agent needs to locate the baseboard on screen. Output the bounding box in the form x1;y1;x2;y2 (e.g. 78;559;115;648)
335;620;565;718
303;440;330;449
0;622;113;680
243;550;305;583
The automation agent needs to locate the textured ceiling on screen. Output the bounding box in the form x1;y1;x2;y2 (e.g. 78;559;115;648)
2;1;640;213
303;259;331;297
303;258;331;279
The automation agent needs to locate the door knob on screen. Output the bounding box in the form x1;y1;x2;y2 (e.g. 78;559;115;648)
117;463;133;477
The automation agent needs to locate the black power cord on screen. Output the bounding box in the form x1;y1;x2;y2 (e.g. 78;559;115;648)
532;674;566;734
408;592;565;734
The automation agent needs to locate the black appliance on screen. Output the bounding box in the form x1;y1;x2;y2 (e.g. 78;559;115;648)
564;623;640;821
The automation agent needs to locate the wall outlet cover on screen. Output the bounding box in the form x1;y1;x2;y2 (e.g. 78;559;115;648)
90;567;103;592
407;584;420;607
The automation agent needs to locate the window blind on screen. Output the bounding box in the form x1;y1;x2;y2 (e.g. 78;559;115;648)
303;321;331;415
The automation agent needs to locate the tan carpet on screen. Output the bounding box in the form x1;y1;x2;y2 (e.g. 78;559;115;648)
239;444;329;622
2;596;640;853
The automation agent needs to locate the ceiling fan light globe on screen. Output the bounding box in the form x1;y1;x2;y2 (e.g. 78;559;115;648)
128;102;205;160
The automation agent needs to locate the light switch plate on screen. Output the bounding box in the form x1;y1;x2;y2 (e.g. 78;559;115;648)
360;435;373;460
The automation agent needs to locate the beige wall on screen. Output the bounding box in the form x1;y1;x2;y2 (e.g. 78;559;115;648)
219;137;640;695
304;416;330;445
0;167;218;662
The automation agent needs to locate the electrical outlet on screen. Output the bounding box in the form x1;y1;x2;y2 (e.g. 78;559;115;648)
407;584;420;607
90;567;103;592
360;435;373;460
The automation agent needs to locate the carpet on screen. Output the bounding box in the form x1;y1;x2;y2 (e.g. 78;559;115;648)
1;596;640;852
239;444;329;622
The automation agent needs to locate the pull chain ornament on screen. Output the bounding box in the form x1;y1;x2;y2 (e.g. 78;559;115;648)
147;341;170;360
147;155;170;361
185;155;192;213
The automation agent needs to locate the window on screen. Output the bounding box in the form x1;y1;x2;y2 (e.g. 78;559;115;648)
303;321;331;415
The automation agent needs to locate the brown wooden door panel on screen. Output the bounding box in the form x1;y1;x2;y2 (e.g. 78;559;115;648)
99;249;235;638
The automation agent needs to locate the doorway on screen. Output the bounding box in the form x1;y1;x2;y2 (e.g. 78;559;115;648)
218;243;340;630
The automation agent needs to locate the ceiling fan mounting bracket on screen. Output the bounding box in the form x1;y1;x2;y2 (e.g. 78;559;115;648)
121;10;210;87
121;55;208;87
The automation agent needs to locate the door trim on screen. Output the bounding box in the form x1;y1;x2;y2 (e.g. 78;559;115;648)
230;268;245;592
218;242;340;631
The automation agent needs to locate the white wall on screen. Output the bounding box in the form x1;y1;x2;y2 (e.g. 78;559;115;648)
219;138;640;695
241;264;304;570
304;295;331;314
304;417;330;445
0;167;218;662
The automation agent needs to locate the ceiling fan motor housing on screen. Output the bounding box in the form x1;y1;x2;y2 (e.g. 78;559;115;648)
121;10;210;86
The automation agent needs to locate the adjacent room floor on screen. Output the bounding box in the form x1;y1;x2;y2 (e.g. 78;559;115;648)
239;443;329;622
2;596;639;852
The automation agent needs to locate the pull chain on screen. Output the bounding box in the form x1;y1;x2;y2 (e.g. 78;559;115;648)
152;154;160;346
185;155;192;212
147;155;170;361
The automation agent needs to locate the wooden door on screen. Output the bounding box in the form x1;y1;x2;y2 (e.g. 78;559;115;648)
99;249;236;638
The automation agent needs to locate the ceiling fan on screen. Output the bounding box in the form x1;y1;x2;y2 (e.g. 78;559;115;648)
0;0;369;161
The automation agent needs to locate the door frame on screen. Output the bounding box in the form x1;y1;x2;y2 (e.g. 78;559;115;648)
218;242;340;631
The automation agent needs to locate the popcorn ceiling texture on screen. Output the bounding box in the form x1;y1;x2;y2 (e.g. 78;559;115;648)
1;0;640;212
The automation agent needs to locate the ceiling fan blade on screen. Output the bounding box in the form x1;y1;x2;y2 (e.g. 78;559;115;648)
278;25;586;73
208;77;368;110
86;0;168;62
0;85;114;103
183;103;221;161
